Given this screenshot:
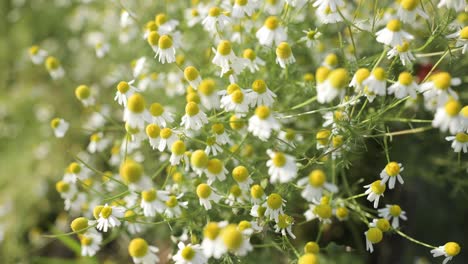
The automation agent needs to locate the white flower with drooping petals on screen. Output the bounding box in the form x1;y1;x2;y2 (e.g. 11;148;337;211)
95;204;125;232
248;106;281;141
376;19;414;47
266;150;297;183
256;16;287;47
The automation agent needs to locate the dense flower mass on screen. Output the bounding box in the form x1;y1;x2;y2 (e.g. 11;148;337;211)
14;0;467;263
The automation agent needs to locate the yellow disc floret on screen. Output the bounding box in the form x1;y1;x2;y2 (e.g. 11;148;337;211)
355;68;370;84
128;238;148;258
204;222;221;240
389;205;402;216
328;68;349;89
196;183;212;199
217;40;232;56
75;85;91;100
386;19;402;32
45;56;60;70
316;66;331;83
433;72;452;90
264;16;279;30
400;0;419;11
70;217;88;234
146;124;160;138
117;81;130;93
127;94;146;113
385;162;401;177
185;102;200;116
252;79;267;94
370;180;386;194
444;242;461;257
460;26;468;39
171;140;186;155
191;150;208;168
276;42;292;59
445;99;461;116
147;31;160;46
255;105;271;119
221;225;243;250
267;193;283;209
207;159;223;174
298;253;318;264
325;53;338;67
373;67;386;81
366;227;383;244
120;160;143;183
304;241;320;254
158;35;173;49
184;66;199;81
149;103;164;116
232;166;249;182
142;189;156;202
376;218;391;232
398;72;413;86
250;184;264;199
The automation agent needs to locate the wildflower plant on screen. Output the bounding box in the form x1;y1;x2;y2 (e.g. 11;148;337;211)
11;0;468;263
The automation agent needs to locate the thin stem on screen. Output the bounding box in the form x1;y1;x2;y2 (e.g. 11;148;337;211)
395;230;436;249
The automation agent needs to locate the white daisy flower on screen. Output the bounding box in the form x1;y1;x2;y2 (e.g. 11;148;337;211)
431;242;461;264
376;19;414;47
232;0;257;18
232;166;253;191
225;184;248;206
120;161;152;191
242;48;265;73
204;137;224;156
380;162;405;189
419;72;460;107
202;7;231;33
313;0;344;12
74;85;95;107
211;40;247;76
201;221;229;259
219;224;253;256
155;13;179;34
363;67;387;97
181;102;209;130
28;45;47;64
297;169;338;202
220;84;251;117
164;194;188;218
437;0;466;12
172;242;208;264
317;68;349;104
55;180;77;200
378;204;407;229
315;6;344;24
198;79;220;110
141;188;170;217
387;41;416;66
300;29;322;48
45;56;65;79
124;93;151;130
446;132;468;153
63;162;90;183
263;193;285;222
87;133;109;153
364;180;386;208
256;16;287;47
248;106;281;141
364;227;383;253
266;150;297;183
185;7;204;27
322;109;349;130
432;99;463;134
275;42;296;68
304;197;333;224
211;123;232;145
447;26;468;54
183;66;202;90
128;238;160;264
154;35;176;64
115;80;138;107
274;214;296;239
149;103;174;127
388;72;418;99
50;118;69;138
249;184;266;205
265;0;284;15
247;79;277;107
396;0;429;23
95;204;125;232
169;140;187;165
315;129;332;150
205;158;228;184
80;230;103;257
196;183;222;210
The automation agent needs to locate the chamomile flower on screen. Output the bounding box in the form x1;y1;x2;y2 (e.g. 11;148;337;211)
232;0;257;18
226;184;247;206
212;40;246;76
248;106;281;141
64;162;90;183
376;19;414;47
315;6;344;24
94;204;125;232
275;42;296;68
431;242;461;264
128;238;160;264
334;205;349;221
124;94;151;129
387;41;416;66
380;162;404;189
388;72;418;99
437;0;466;12
304;197;333;223
202;7;231;33
28;45;47;64
250;184;266;204
446;132;468;153
318;68;349;103
378;204;407;228
316;129;331;150
124;210;144;234
172;242;208;264
147;31;160;53
184;66;202;89
274;214;296;239
157;127;178;152
50;118;69;138
80;231;103;257
432;99;463;134
248;79;277;108
201;221;228;258
263;193;285;222
298;254;318;264
198;79;219;110
219;224;254;256
242;48;265;73
74;85;94;107
322;53;339;69
419;72;460;107
297;169;338;202
447;26;468;54
181;102;208;130
115;80;138;107
365;227;383;253
266;150;297;183
205;137;223;156
120;160;152;191
55;180;77;200
45;56;65;79
313;0;345;12
164;194;188;218
191;150;209;175
363;67;387;97
322;109;349;129
232;166;253;190
196;183;221;210
396;0;429;23
256;16;287;47
265;0;284;15
155;13;179;34
205;158;228;184
211;123;232;145
300;29;322;48
154;35;176;64
185;6;204;27
364;180;386;208
87;133;109;153
149;103;174;127
141;188;170;217
170;140;187;165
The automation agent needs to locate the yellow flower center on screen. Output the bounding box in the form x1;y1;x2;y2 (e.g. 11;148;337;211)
204;222;221;240
255;105;271;119
117;81;130;93
336;207;348;219
267;193;283;209
93;205;104;219
298;254;318;264
455;133;468;143
181;246;195;260
232;166;249;182
460;26;468;39
444;242;461;256
159;127;172;139
191;9;199;17
55;181;69;193
308;169;326;187
184;66;199;81
124;210;137;222
316;66;331;83
433;72;452;90
370;180;386;194
389;205;402;216
277;214;293;228
396;41;410;52
265;16;279;30
207;159;223;174
252;79;267;94
445;99;461;116
243;49;256;60
328;68;349;89
400;0;419;11
385;162;401;176
171;140;186;155
373;67;386;81
222;225;243;250
355;68;370;84
272;152;287;167
165;195;178;208
147;31;160;46
236;0;248;6
127;94;146;113
250;184;264;199
386;19;402;32
211;123;225;135
71;217;88;234
196;183;212;198
276;42;292;59
376;218;391;232
128;238;149;257
158;35;173;49
69;162;81;174
149;103;164;117
303;73;315;82
398;72;413;85
100;206;112;218
332;135;344;147
186;92;201;103
90;133;100;142
191;150;208;169
29;45;39;55
120;161;143;183
230;185;242;197
230;90;244;104
314;204;332;219
230;115;245;130
325;53;338;67
142;189;157;202
50;118;61;129
155;13;168;26
316;129;331;145
460;106;468;117
307;30;317;39
208;7;221;17
75;85;91;99
304;242;320;254
238;220;251;231
45;56;60;70
185;102;200;116
81;236;93;246
145;20;157;31
366;227;383;244
217;40;232;56
172;172;184;183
